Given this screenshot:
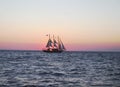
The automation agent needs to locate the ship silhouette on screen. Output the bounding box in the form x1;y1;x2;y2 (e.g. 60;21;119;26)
42;34;66;53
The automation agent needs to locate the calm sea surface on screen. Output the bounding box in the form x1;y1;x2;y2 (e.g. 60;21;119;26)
0;50;120;87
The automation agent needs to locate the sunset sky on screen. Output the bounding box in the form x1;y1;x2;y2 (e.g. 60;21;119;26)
0;0;120;51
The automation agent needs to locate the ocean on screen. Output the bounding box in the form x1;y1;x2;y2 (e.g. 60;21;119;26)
0;50;120;87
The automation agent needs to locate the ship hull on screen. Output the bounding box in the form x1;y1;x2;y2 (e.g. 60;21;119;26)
43;50;63;53
43;49;63;53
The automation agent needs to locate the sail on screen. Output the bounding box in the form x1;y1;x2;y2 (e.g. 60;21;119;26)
57;37;65;50
61;41;66;50
53;39;57;47
57;37;61;49
46;39;52;47
58;43;62;50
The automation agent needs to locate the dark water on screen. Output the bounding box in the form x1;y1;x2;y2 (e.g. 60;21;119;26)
0;50;120;87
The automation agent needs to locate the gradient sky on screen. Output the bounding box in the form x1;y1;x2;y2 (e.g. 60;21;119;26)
0;0;120;51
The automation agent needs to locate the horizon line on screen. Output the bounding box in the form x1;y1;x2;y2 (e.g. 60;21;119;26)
0;49;120;52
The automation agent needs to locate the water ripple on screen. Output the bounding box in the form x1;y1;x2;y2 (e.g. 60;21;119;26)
0;51;120;87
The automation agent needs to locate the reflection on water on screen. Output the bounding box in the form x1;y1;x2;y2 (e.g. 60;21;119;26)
0;50;120;87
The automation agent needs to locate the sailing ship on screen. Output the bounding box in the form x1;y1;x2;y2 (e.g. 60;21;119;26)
42;34;66;53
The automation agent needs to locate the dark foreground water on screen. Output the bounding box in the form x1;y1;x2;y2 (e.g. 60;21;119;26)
0;50;120;87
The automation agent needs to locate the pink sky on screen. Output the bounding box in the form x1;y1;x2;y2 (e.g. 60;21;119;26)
0;42;120;51
0;0;120;51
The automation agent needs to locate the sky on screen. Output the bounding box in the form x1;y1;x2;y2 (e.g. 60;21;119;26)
0;0;120;51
